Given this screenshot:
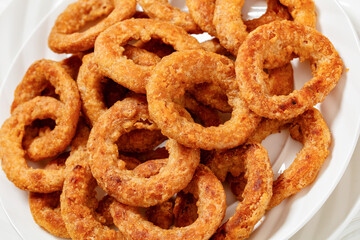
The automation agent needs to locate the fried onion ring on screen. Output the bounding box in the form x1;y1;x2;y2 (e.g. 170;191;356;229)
211;144;273;240
110;164;226;239
147;49;260;150
137;0;202;33
11;59;81;160
236;20;343;120
0;97;66;192
94;18;201;93
48;0;137;53
87;95;200;207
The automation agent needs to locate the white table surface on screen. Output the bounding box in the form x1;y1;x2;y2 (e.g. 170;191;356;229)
0;0;359;239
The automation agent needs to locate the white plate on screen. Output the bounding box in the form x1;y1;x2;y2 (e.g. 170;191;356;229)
0;0;360;239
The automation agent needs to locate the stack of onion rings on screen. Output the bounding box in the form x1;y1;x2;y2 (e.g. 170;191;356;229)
0;1;345;238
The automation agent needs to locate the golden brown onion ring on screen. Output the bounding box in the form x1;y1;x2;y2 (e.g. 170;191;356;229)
48;0;137;53
147;49;261;150
212;144;273;240
11;59;81;160
236;20;343;120
87;95;200;207
0;97;66;192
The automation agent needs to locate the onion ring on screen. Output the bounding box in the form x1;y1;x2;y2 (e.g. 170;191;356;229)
10;59;81;160
211;144;273;240
87;95;200;207
48;0;137;53
94;18;201;93
0;97;66;192
110;164;226;239
147;49;261;150
244;107;331;209
137;0;201;33
236;20;343;120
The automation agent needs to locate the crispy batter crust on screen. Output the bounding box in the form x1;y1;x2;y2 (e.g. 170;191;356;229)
236;20;343;120
110;164;226;240
48;0;136;53
11;59;81;160
0;97;66;192
87;96;200;207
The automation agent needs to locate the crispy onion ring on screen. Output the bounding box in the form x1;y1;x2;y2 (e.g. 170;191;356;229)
211;144;273;240
94;18;201;93
0;97;66;192
110;164;226;239
279;0;316;28
48;0;136;53
137;0;201;33
250;108;331;209
11;59;81;160
147;49;261;150
236;20;343;120
87;95;200;207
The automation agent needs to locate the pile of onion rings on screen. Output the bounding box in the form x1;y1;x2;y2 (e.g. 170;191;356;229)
0;0;344;239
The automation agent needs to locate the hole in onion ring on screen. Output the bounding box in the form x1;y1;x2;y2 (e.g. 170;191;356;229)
242;0;268;20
